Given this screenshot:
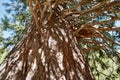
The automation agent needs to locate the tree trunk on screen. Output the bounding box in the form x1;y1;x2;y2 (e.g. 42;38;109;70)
0;0;94;80
0;19;94;80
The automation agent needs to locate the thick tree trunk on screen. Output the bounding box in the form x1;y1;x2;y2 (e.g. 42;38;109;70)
0;19;94;80
0;0;94;79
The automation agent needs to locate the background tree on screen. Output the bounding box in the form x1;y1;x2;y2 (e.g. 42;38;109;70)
0;0;120;80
